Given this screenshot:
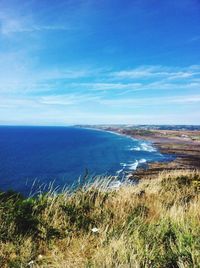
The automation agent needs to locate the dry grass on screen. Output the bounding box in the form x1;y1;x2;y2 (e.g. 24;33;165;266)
0;170;199;267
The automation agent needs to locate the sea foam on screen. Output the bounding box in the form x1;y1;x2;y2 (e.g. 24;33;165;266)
130;142;156;152
140;142;156;152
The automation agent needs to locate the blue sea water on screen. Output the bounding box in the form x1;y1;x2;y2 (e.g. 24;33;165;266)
0;126;173;195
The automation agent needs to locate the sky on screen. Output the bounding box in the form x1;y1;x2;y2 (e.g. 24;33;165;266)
0;0;200;125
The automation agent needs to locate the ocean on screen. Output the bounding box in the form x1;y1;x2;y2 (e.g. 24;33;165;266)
0;126;172;195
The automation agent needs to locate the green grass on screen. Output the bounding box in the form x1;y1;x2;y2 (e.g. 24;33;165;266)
0;170;200;267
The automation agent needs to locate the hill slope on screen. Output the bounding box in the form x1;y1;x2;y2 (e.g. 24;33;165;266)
0;170;200;267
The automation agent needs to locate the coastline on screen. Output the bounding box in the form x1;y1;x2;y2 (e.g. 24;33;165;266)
80;126;200;180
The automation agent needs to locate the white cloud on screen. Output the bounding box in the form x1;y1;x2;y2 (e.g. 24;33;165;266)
111;66;158;79
99;94;200;107
169;95;200;103
0;50;94;93
71;82;142;91
111;65;200;81
0;11;73;36
39;94;101;106
0;53;200;101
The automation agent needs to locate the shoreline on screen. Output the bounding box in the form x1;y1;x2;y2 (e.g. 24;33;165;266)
82;126;200;180
77;126;169;181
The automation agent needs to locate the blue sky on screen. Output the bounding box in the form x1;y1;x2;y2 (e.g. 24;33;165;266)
0;0;200;125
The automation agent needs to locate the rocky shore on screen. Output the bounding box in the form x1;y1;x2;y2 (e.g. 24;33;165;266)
85;126;200;180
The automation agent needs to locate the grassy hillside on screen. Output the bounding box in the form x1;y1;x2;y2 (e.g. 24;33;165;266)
0;170;200;267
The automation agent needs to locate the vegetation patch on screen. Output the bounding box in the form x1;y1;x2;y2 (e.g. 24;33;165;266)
0;170;199;267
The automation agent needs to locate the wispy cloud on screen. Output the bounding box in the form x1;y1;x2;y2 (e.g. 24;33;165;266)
39;94;101;106
71;82;142;91
111;65;199;80
188;35;200;43
111;66;159;79
99;94;200;107
0;0;200;125
0;59;200;98
0;93;102;110
0;11;73;36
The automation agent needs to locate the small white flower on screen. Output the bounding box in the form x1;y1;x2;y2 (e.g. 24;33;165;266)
28;260;34;267
38;254;43;260
91;227;99;233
